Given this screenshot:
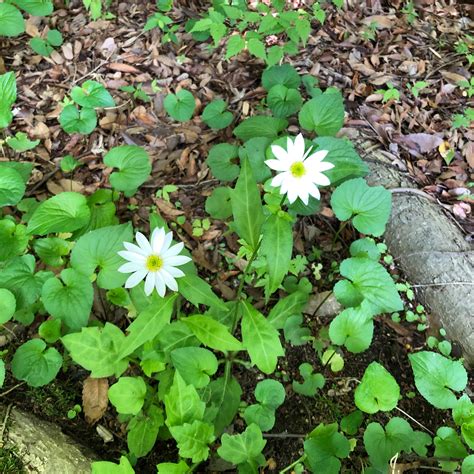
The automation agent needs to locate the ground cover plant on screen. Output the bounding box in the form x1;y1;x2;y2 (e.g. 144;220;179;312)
0;0;473;473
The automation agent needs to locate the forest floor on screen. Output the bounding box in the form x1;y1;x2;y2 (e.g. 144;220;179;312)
0;0;473;472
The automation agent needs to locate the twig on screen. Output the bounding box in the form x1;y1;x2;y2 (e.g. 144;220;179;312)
411;282;474;288
0;403;13;448
394;406;434;435
71;50;115;86
263;433;306;439
393;250;473;261
0;382;25;399
390;187;437;202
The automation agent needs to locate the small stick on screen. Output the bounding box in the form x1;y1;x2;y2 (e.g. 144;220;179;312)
395;406;434;435
0;382;25;399
0;403;13;448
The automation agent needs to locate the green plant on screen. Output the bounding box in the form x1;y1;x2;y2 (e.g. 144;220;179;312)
375;82;401;103
458;77;474;98
0;1;53;38
452;108;474;129
30;29;63;57
402;1;418;24
407;80;428;98
361;21;378;42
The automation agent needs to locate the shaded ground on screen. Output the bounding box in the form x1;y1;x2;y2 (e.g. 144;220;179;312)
1;0;473;472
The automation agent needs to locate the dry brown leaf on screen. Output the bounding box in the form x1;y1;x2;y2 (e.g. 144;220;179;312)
30;122;50;140
83;377;109;425
108;62;141;73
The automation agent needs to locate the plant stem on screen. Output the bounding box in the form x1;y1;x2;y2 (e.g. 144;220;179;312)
279;455;306;474
330;220;348;252
311;290;333;318
236;240;262;301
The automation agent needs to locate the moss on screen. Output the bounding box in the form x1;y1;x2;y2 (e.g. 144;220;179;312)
25;382;76;420
0;447;25;474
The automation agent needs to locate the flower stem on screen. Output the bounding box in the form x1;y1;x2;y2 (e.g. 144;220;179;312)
279;455;306;474
330;220;348;252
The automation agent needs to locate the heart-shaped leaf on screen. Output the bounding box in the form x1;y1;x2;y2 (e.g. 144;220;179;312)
71;80;115;108
164;89;195;122
202;99;233;129
59;105;97;134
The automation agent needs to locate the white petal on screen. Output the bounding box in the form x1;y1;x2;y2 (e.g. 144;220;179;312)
308;182;321;200
164;255;191;267
293;133;305;160
135;232;153;253
154;272;166;297
271;171;289;188
118;262;144;273
161;231;174;253
286;136;293;156
125;270;147;288
151;227;165;253
144;272;155;296
305;150;329;165
287;184;299;203
271;144;289;162
314;161;335;173
280;178;289;195
298;188;309;205
118;250;146;263
265;159;290;171
163;241;184;258
162;266;185;278
123;242;148;256
311;172;331;187
160;269;178;292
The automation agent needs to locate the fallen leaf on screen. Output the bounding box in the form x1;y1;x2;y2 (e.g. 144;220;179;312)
83;377;109;425
396;133;443;155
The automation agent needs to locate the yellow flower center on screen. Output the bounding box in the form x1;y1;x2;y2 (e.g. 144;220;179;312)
146;255;163;272
290;161;306;178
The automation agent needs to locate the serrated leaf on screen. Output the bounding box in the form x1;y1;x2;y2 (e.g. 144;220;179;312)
71;80;115;108
233;116;287;142
91;456;134;474
127;405;164;458
0;288;16;324
292;362;325;396
262;64;301;91
170;420;215;463
218;424;266;466
225;34;245;59
205;187;232;219
0;4;24;38
267;85;302;118
0;219;28;261
27;192;90;235
12;0;54;16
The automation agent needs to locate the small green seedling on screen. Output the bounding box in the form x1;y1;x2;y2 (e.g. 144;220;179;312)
30;29;63;57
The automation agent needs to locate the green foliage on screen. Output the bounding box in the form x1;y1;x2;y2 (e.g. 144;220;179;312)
292;362;325;396
59;105;97;135
0;288;16;325
6;132;39;152
0;4;25;37
71;80;115;108
91;456;134;474
409;351;468;409
109;377;147;415
202;99;233;129
207;143;240;181
164;89;196;121
233;116;287;142
30;29;63;56
0;72;17;128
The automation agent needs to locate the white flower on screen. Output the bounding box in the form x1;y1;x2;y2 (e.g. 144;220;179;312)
118;228;191;297
265;133;334;205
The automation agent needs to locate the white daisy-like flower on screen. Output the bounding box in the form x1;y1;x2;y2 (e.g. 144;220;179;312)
118;228;191;297
265;133;334;205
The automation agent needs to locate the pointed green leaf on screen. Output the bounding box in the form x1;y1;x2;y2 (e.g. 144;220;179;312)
59;105;97;135
109;376;147;415
71;80;115;108
171;347;218;388
0;4;25;38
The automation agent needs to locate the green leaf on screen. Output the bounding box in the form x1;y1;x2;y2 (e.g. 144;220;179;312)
205;187;232;219
238;137;272;183
104;145;151;197
120;294;177;358
233;116;287;142
340;410;363;436
267;85;302;118
241;300;284;374
355;362;400;414
349;238;381;260
312;137;369;186
178;274;228;311
182;315;243;352
225;34;245;59
262;64;301;91
0;219;28;261
202;375;242;435
331;178;392;236
267;291;308;330
0;161;32;183
59;105;97;134
364;418;414;468
41;268;94;330
462;455;474;473
218;424;266;466
71;80;115;108
171;347;218;388
284;314;311;346
157;461;189;474
0;288;16;324
334;257;403;313
6;132;39;152
46;29;63;46
61;323;128;378
29;37;53;56
27;192;90;235
254;379;285;409
70;223;133;289
292;362;325;396
304;423;350;474
329;301;374;353
231;157;264;251
409;351;467;409
0;4;24;38
11;0;54;16
0;360;4;388
38;319;62;344
247;38;266;60
164;89;195;122
92;456;135;474
11;339;62;387
170;420;215;463
299;90;344;136
127;405;164;458
202;99;233;129
156;320;199;357
33;237;71;267
261;213;293;296
206;143;240;181
109;376;147;415
434;426;468;459
165;371;205;427
0;167;26;207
